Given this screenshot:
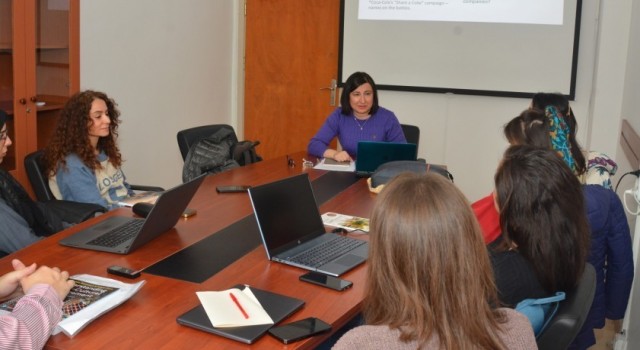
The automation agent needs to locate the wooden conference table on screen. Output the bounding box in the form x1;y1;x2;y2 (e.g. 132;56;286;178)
0;152;377;350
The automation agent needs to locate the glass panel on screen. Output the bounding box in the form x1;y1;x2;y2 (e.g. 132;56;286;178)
35;0;71;148
0;0;15;171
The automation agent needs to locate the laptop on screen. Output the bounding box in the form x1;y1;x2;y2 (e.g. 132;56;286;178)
355;141;418;176
59;175;206;254
248;173;368;276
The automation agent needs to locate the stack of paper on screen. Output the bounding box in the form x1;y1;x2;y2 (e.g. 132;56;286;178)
197;287;273;327
322;212;370;232
313;158;355;172
55;274;145;337
118;191;161;207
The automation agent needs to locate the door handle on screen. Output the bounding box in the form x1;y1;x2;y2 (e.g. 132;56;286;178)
320;79;337;106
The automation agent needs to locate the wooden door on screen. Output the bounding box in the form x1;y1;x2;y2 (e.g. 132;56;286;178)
244;0;341;160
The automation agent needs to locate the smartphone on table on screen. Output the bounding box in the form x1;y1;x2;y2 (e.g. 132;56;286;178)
107;265;141;279
215;185;251;193
268;317;332;344
299;271;353;291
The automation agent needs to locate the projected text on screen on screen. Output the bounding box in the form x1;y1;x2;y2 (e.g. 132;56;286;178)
359;0;564;25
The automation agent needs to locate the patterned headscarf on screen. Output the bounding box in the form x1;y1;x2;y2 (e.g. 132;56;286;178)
546;105;577;174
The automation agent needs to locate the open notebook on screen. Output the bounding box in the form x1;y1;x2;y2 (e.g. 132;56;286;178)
177;285;305;344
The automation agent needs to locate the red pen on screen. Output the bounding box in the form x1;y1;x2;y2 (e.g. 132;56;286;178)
229;292;249;319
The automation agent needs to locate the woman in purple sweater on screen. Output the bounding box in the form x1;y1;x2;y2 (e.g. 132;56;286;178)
307;72;406;162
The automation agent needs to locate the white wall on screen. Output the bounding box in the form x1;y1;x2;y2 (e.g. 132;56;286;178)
615;0;640;347
80;1;631;201
80;0;238;188
375;0;628;202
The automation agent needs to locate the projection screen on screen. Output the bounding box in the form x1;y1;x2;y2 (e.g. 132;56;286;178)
339;0;582;98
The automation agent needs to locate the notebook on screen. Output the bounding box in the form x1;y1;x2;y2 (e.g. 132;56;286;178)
355;141;418;176
248;173;368;276
177;285;305;344
58;175;206;254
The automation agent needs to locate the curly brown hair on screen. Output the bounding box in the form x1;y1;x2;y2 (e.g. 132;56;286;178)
43;90;123;175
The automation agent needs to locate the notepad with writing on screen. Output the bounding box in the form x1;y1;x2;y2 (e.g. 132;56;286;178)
177;285;305;344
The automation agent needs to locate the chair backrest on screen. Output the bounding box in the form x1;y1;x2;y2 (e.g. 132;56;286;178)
536;263;597;349
176;124;239;161
401;124;420;148
24;150;55;202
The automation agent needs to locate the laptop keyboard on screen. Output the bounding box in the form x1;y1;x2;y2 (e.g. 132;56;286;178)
87;220;144;248
289;235;366;268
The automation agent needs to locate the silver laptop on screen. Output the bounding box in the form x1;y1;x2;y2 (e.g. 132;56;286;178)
248;173;368;276
355;141;417;176
58;175;206;254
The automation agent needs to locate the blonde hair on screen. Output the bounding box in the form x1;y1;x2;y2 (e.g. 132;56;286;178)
364;173;507;349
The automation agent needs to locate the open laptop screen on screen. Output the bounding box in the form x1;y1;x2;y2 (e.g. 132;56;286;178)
248;174;326;257
355;141;418;175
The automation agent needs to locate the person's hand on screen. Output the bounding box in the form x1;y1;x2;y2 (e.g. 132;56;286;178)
21;265;75;301
0;259;37;299
333;150;352;162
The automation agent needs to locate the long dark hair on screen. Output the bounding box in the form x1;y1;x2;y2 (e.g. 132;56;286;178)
495;145;590;293
340;71;379;116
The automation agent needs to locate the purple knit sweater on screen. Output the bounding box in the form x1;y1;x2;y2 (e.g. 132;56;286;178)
307;107;406;158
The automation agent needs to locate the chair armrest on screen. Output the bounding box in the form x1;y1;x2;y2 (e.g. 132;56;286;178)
131;185;165;192
41;200;107;224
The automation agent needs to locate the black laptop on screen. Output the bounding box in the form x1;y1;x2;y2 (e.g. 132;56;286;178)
58;175;206;254
247;173;368;276
355;141;418;176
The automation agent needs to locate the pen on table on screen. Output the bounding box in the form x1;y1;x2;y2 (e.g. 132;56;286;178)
229;292;249;319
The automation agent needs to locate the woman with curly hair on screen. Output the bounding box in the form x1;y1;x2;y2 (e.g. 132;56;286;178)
43;90;133;209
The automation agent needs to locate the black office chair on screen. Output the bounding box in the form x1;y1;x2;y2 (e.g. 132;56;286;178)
177;124;261;166
24;150;162;223
536;263;597;350
23;150;105;223
401;124;420;148
177;124;239;160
